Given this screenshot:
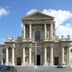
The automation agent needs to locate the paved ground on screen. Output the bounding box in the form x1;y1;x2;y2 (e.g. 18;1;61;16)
16;66;72;72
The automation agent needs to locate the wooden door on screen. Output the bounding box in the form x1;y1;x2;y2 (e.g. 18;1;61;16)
54;57;59;65
17;57;21;65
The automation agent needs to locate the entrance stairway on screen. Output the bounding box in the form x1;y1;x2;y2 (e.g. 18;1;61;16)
16;66;49;72
16;66;72;72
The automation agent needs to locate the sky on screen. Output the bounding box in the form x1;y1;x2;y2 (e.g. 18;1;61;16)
0;0;72;43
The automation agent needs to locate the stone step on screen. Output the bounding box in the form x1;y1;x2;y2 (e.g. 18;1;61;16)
16;66;72;72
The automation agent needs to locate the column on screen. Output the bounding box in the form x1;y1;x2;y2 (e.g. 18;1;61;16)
50;24;53;39
61;48;64;64
5;48;8;65
44;48;48;66
22;48;25;66
29;24;32;40
44;24;47;40
50;47;54;66
23;24;26;39
29;48;32;65
1;53;3;65
12;48;15;65
1;59;3;65
67;48;70;65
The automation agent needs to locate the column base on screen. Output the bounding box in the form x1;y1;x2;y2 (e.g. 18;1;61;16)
21;63;26;66
50;63;54;67
1;60;3;65
5;63;8;66
30;63;34;66
28;64;32;66
43;62;48;66
11;63;15;66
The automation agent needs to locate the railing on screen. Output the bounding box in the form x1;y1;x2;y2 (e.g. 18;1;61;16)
5;37;15;42
60;38;71;41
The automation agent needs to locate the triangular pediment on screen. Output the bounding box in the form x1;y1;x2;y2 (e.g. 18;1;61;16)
22;11;54;20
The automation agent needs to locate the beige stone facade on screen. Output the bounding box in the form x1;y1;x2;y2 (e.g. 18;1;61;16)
2;12;72;67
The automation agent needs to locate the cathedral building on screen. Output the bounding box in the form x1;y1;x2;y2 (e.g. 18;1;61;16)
1;11;72;67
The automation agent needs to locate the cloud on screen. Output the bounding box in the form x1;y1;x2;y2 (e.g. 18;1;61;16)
0;7;10;17
26;9;72;38
42;9;72;28
26;9;40;15
56;24;72;38
42;9;72;38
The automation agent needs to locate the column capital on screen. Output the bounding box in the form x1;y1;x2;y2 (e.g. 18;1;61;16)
12;44;15;48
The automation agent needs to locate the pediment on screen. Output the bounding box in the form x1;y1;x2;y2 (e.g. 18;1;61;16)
22;12;54;20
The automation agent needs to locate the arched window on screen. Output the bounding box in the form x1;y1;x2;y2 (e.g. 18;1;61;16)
35;30;41;41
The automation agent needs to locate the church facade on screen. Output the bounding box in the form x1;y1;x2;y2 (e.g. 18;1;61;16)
2;12;72;67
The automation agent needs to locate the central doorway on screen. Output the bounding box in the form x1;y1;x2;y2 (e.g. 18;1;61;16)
37;55;40;65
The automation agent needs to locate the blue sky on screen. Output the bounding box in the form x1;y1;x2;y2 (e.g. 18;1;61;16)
0;0;72;43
